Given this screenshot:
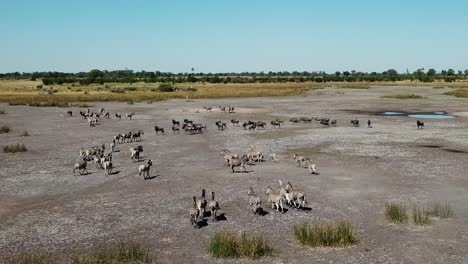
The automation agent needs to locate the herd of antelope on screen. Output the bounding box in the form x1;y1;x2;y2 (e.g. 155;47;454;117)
68;105;426;229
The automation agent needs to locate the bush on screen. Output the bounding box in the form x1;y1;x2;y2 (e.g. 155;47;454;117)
208;231;274;259
0;125;11;134
72;241;152;264
8;102;27;106
385;203;408;224
28;102;69;107
158;83;175;92
3;143;28;153
294;221;357;247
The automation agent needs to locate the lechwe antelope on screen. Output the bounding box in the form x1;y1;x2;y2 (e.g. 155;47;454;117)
130;146;143;162
208;192;220;221
285;181;307;209
193;189;207;221
138;159;152;179
248;187;262;214
265;186;285;213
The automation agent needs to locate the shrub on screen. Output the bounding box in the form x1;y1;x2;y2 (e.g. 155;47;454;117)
426;201;453;219
3;143;27;153
412;207;431;225
127;100;134;105
28;102;69;107
294;221;357;247
208;231;273;259
72;241;152;264
385;203;408;224
158;83;175;92
0;125;11;134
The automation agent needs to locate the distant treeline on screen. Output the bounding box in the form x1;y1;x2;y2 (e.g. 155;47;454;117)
1;68;467;85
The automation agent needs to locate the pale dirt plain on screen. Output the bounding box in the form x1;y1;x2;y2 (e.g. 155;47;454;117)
1;86;468;264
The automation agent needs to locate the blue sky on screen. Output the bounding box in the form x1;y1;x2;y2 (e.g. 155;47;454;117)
1;0;467;73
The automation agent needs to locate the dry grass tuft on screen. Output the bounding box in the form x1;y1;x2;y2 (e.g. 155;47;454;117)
1;251;53;264
426;201;453;219
72;241;152;264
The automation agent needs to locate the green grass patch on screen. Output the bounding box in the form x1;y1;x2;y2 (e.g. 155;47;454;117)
72;241;152;264
426;201;453;219
0;125;11;134
0;251;53;264
412;207;431;225
208;231;274;259
3;143;27;153
381;94;423;99
385;203;408;224
28;101;69;107
294;221;357;247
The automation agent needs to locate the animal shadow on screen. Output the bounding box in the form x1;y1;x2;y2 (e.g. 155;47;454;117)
257;208;269;216
144;174;159;180
110;170;121;175
195;219;208;229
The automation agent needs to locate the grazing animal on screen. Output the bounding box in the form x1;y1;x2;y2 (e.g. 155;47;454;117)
67;110;73;117
265;186;284;212
267;150;278;162
126;112;135;120
110;139;116;152
104;112;110;119
204;106;212;112
293;154;309;167
331;119;337;126
193;189;207;221
285;182;307;209
208;192;220;221
248;187;262;214
417;120;424;129
308;161;317;174
231;119;239;126
171;126;180;134
130;147;141;162
103;161;113;175
215;121;227;131
190;200;199;228
230;154;248;173
320;119;330;127
115;113;122;120
172;119;180;126
270;120;282;128
351;119;360;127
138;159;152;179
131;130;144;142
154;126;165;135
73;158;88;176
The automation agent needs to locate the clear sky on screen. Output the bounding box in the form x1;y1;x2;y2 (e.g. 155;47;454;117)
1;0;467;73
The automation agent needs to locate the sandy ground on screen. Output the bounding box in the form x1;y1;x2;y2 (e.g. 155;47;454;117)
1;86;468;264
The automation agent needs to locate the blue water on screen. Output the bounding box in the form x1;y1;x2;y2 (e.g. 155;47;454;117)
382;111;455;119
382;111;405;115
408;114;455;119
